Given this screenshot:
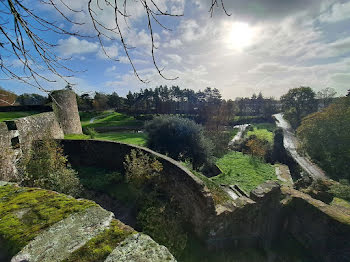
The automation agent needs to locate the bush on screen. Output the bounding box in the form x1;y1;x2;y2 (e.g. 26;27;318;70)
205;130;231;158
124;149;163;190
328;180;350;202
243;135;271;160
19;138;81;197
145;116;213;169
297;97;350;181
83;127;97;139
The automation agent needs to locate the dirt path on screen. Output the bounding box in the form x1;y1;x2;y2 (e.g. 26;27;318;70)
228;124;250;146
273;113;327;180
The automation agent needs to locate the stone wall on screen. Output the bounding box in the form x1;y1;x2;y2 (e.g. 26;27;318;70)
60;139;216;237
51;89;82;135
0;112;64;181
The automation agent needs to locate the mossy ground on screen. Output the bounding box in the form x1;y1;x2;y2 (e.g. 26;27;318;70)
213;151;277;193
82;112;143;128
64;219;135;262
0;185;96;256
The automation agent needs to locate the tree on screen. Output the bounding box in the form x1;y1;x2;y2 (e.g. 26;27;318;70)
316;87;337;108
145;116;213;169
92;92;109;111
16;93;47;106
0;1;229;93
0;87;17;106
347;89;350;97
281;87;317;129
297;96;350;181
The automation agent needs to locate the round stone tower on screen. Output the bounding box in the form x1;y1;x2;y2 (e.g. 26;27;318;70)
51;89;82;135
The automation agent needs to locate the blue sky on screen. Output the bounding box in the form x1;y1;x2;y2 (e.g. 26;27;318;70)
1;0;350;98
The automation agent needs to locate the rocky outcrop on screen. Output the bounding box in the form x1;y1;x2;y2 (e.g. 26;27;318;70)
105;234;176;262
0;183;176;262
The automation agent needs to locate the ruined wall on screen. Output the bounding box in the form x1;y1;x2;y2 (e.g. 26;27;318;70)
60;139;216;237
0;112;64;181
51;89;82;135
282;187;350;262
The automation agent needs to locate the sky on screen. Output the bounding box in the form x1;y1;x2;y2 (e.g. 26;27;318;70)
1;0;350;99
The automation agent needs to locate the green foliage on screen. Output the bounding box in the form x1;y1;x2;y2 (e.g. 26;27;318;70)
247;127;274;143
281;87;317;129
213;151;277;193
0;185;95;256
297;97;350;181
0;111;39;122
19;139;82;197
16;93;47;106
124;149;163;190
145;115;213;169
244;136;271;160
328;180;350;202
64;219;135;262
83;127;98;139
181;161;230;205
137;197;188;257
205;130;232;158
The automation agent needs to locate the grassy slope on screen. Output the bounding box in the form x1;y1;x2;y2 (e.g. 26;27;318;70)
65;131;147;146
0;111;39;122
82;112;143;128
212;151;277;193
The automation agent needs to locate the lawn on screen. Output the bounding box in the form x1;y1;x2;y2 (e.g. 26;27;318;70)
64;131;147;146
212;151;277;193
79;110;114;126
246;122;276;143
0;111;39;122
82;112;143;128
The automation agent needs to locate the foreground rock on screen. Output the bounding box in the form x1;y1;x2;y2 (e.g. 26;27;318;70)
0;183;176;262
105;233;176;262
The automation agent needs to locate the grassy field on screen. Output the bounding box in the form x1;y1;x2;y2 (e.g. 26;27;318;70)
65;131;147;146
212;151;277;193
246;123;276;143
81;112;143;128
0;111;39;122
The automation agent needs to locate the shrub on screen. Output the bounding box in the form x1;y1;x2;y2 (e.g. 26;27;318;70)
205;130;231;158
145;116;213;169
124;149;163;190
328;180;350;202
19;138;81;197
243;136;270;160
83;127;97;139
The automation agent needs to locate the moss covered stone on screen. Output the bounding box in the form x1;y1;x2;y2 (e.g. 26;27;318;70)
0;184;96;256
64;219;135;262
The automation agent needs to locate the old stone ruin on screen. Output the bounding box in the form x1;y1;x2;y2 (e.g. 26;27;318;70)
0;89;350;262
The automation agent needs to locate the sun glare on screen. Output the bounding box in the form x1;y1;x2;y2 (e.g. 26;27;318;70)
226;22;254;51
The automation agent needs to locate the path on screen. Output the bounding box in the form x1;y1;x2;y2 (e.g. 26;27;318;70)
89;116;97;124
273;113;327;180
228;124;250;146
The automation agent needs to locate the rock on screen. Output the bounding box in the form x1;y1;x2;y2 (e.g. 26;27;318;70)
250;181;280;202
12;206;113;262
104;233;176;262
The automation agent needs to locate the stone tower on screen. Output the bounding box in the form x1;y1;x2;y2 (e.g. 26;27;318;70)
51;89;82;135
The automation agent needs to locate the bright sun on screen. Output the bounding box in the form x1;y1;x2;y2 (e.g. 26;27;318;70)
227;22;254;51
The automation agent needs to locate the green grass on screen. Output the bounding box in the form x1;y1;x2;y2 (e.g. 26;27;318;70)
212;151;277;193
82;112;143;128
180;162;231;206
245;123;276;143
64;131;148;146
97;132;147;146
0;185;96;256
79;111;114;126
0;111;39;122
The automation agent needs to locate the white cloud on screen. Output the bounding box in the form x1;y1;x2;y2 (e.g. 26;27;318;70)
97;44;119;60
57;36;98;56
163;39;183;48
319;1;350;23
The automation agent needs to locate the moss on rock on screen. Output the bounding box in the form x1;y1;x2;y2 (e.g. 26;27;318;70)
0;184;96;256
64;219;135;262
